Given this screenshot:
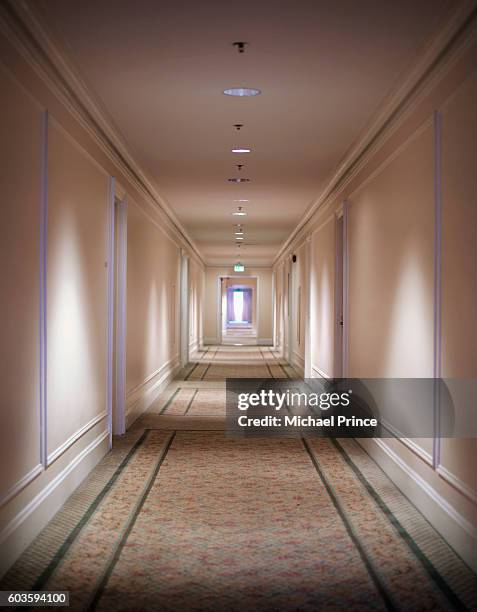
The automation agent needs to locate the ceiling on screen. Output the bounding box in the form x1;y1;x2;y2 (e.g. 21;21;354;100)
34;0;454;265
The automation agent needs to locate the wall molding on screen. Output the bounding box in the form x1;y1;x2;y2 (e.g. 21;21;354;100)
380;420;434;466
257;337;273;346
311;364;331;379
47;411;108;466
125;357;180;427
204;337;219;345
0;429;109;577
437;464;477;505
361;437;477;572
0;464;43;509
39;109;48;467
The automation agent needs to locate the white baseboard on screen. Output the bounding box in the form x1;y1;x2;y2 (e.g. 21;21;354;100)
311;364;331;379
125;357;180;428
0;429;109;578
359;438;477;573
257;337;273;346
189;339;199;353
204;337;219;345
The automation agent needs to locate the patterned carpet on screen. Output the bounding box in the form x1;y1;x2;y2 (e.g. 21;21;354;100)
1;346;476;611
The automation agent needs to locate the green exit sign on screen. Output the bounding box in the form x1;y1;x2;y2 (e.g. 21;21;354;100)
234;263;245;272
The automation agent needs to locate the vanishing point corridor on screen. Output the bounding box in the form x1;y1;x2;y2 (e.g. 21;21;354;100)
1;1;477;610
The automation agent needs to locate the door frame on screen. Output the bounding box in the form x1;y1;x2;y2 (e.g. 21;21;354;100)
335;200;349;378
107;178;128;439
180;250;190;367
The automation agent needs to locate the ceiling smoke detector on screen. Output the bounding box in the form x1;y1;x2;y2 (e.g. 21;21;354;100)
234;124;244;131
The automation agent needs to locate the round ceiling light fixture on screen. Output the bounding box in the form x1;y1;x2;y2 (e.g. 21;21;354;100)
232;206;247;217
223;87;261;97
232;147;251;154
235;236;244;240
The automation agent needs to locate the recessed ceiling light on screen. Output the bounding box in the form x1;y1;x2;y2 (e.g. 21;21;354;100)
236;237;244;240
232;148;251;154
223;87;261;97
235;231;244;235
234;199;249;202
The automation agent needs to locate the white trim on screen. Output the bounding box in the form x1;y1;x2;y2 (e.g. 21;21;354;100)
106;177;115;449
433;111;443;469
0;464;43;509
342;200;349;377
114;194;128;436
39;110;48;467
437;465;477;505
257;338;273;346
304;237;312;378
180;251;190;368
46;411;108;466
311;365;331;379
380;421;434;466
204;337;219;345
125;357;180;427
0;429;109;548
360;438;477;572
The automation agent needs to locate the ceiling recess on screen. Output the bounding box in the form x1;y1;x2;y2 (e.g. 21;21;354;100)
223;88;261;97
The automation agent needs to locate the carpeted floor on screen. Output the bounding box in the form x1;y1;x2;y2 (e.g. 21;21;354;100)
1;347;476;611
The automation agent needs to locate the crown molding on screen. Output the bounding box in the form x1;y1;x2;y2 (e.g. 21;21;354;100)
273;0;477;266
0;0;205;267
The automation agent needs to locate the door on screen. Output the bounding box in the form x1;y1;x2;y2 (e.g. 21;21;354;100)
112;195;127;435
180;252;189;366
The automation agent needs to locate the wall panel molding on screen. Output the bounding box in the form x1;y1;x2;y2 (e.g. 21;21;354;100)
125;357;181;427
311;365;331;379
361;437;477;572
46;411;108;467
39;109;48;467
437;464;477;505
0;464;43;509
0;429;109;577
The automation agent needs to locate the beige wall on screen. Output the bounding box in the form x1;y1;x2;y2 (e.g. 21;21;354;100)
273;43;477;569
125;200;183;425
204;267;273;344
0;64;42;517
0;30;204;575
